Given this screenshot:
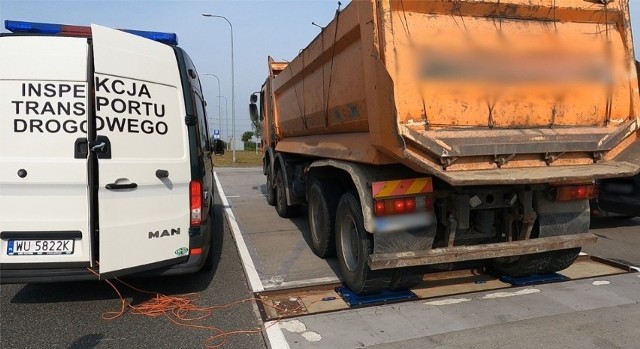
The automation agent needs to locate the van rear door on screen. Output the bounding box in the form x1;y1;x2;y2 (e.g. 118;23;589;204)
91;25;191;277
0;36;92;268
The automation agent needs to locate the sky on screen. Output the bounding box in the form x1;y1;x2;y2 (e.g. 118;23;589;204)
1;0;640;146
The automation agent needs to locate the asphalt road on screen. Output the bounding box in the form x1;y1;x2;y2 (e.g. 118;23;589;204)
2;167;639;349
0;195;267;349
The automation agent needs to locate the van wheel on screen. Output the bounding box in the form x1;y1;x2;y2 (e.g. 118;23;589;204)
275;169;300;218
389;268;424;291
336;192;391;295
307;180;340;258
265;164;276;206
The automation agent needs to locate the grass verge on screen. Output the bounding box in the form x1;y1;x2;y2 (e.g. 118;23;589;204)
213;150;262;167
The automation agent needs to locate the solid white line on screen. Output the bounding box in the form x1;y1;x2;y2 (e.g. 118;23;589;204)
263;276;342;289
214;171;264;292
265;321;291;349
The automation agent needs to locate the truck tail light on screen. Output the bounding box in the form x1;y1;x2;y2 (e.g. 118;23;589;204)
372;177;434;216
190;180;203;226
374;196;433;216
555;184;597;201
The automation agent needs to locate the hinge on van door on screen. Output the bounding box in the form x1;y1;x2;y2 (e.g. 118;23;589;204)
74;138;89;159
75;136;112;159
90;136;112;159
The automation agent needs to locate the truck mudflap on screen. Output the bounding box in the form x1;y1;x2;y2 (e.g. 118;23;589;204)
367;233;597;270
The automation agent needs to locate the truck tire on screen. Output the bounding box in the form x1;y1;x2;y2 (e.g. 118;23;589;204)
490;248;581;277
389;267;424;291
336;192;391;294
275;169;300;218
541;248;581;274
308;180;340;258
265;163;276;206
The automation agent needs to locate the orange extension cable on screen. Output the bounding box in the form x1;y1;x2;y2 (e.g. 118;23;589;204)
87;267;307;348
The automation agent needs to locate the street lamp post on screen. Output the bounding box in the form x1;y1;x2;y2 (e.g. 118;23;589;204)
202;13;235;163
202;73;222;138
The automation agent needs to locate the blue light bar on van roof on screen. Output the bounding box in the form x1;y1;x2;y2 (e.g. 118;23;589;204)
4;20;178;45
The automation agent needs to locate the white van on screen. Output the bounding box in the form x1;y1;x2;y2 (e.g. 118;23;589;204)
0;21;223;282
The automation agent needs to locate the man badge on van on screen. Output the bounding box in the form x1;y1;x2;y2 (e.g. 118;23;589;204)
175;247;188;256
148;228;180;239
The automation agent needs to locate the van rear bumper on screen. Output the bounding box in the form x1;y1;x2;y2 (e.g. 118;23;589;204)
0;252;205;284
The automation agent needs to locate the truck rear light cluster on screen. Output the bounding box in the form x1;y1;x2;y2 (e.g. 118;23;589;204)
554;184;597;201
190;180;203;226
374;195;433;216
372;177;433;216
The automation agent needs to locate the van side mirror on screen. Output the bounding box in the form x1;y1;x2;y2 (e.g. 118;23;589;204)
212;139;225;156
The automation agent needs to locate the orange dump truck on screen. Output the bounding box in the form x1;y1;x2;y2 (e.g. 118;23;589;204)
250;0;640;294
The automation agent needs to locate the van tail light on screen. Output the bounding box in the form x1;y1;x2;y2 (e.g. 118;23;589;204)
555;184;597;201
190;180;203;226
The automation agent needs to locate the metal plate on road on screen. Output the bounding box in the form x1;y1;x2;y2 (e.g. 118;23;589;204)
7;239;74;255
255;255;633;322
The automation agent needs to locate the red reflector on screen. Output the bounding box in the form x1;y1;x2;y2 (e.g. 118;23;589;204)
404;198;416;212
556;185;595;201
190;180;203;225
374;200;386;216
393;199;405;213
425;196;434;210
190;248;203;255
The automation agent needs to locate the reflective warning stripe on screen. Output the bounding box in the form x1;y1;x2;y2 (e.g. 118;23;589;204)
371;178;433;199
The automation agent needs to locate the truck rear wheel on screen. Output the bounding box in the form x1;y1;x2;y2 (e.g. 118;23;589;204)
275;169;300;218
389;267;424;291
265;163;276;206
491;248;581;277
541;248;581;274
308;180;339;258
336;192;391;294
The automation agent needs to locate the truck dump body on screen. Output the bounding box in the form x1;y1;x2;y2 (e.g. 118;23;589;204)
267;0;640;185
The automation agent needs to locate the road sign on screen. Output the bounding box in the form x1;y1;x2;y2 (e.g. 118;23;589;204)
213;129;220;139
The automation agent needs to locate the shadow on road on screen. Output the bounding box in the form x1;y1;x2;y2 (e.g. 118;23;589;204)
590;216;640;230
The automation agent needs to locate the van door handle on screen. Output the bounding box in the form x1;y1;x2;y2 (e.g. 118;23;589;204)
105;183;138;190
156;169;169;179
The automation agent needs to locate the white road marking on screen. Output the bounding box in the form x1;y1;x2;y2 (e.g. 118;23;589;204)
280;319;323;343
263;276;342;289
265;321;290;349
301;331;322;342
216;172;290;349
280;319;307;333
423;298;472;306
592;280;611;286
214;172;264;292
482;288;540;299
